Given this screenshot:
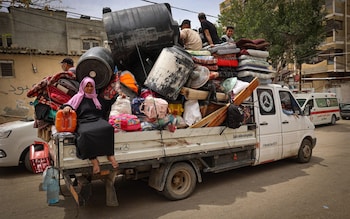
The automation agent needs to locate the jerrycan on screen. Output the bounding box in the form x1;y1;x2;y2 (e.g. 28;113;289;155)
55;109;77;132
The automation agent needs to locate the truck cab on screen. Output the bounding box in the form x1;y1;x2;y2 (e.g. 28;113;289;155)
254;84;316;164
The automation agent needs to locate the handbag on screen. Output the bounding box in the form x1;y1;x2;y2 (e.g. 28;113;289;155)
140;96;168;119
109;114;141;132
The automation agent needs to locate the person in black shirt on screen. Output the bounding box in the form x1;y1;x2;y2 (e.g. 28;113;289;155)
198;12;221;47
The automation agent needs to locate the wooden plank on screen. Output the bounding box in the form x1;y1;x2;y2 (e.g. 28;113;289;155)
233;77;259;105
180;87;228;101
190;103;229;128
206;104;229;127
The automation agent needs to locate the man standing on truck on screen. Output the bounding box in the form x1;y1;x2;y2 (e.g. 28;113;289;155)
198;12;221;47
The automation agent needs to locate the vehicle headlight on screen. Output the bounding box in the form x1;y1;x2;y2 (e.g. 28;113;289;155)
0;130;11;139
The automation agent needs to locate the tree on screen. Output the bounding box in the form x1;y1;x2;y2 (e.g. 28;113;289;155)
219;0;326;86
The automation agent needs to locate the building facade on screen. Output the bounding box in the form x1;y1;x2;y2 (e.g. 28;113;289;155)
0;7;107;123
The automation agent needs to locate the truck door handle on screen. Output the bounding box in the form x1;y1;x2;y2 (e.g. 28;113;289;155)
282;121;289;124
260;122;268;126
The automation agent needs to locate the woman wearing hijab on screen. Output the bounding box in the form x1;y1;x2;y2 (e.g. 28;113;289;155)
62;77;118;174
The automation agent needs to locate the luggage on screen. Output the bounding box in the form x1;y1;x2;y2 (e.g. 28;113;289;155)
47;85;72;105
140;96;168;119
109;114;142;132
57;78;79;96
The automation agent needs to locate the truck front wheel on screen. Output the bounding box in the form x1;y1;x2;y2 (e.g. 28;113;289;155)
297;139;312;163
162;162;197;200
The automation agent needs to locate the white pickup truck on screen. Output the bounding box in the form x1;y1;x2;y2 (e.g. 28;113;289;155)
49;83;316;206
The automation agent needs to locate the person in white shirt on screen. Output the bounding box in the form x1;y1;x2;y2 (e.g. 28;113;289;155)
221;26;235;43
179;19;203;50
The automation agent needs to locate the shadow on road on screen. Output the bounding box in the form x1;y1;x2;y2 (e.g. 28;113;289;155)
57;156;323;219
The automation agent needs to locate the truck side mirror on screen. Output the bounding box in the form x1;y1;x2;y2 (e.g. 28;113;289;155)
303;104;311;116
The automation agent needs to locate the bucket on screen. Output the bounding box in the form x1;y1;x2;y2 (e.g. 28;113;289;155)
144;46;194;100
103;3;179;68
76;47;115;89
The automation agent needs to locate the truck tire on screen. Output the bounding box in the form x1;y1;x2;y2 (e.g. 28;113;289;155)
297;139;312;163
162;162;197;201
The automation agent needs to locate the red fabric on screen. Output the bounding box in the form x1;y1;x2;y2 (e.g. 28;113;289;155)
217;59;239;67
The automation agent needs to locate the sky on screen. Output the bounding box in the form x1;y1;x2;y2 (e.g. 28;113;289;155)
54;0;223;30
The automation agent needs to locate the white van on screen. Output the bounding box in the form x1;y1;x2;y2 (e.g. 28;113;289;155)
295;93;340;125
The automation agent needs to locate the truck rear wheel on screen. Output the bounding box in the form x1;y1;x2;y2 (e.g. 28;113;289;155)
297;139;312;163
162;162;197;200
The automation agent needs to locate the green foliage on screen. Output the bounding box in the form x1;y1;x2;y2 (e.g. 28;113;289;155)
219;0;326;73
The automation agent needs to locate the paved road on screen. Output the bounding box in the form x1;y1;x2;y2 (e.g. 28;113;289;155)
1;120;349;219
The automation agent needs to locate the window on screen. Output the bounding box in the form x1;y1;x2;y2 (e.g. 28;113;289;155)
315;98;338;108
0;34;12;48
258;88;275;115
0;60;14;77
82;39;101;51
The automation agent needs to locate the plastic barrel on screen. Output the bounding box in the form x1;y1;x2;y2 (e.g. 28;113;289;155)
103;3;179;70
144;46;194;100
76;47;115;89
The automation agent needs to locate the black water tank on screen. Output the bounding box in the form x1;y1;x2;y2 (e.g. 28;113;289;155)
102;3;179;68
76;47;114;89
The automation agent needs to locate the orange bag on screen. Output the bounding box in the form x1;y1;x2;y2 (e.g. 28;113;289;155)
55;109;77;132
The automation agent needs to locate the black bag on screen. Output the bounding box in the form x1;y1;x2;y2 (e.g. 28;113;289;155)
227;104;244;129
34;103;55;123
57;78;79;96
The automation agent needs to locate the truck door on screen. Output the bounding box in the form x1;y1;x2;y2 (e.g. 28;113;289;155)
278;90;304;157
255;87;282;164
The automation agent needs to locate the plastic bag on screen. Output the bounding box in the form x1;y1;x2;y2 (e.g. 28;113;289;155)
183;100;202;126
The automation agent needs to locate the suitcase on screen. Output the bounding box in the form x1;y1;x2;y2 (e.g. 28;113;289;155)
57;78;79;96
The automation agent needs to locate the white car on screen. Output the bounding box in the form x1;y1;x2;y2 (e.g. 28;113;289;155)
0;119;42;172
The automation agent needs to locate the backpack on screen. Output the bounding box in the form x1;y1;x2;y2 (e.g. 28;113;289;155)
227;104;244;129
140;96;168;119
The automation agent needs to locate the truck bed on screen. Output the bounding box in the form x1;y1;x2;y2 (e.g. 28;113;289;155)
49;125;256;171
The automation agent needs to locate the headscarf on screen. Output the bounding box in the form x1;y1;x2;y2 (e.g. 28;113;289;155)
66;77;102;110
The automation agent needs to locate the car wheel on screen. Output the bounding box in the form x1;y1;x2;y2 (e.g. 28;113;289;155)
330;115;336;125
24;150;34;173
162;162;197;201
297;139;312;163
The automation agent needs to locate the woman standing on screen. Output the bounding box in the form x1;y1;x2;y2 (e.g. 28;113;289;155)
62;77;118;174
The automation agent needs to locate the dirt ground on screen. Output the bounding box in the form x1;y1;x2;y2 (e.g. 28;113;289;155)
0;120;349;219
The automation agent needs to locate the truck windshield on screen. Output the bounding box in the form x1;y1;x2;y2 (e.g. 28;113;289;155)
296;99;306;108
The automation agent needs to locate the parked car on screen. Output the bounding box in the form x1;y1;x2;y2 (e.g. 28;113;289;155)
340;104;350;120
0;118;42;172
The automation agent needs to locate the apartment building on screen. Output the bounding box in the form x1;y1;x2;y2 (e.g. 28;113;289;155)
220;0;350;103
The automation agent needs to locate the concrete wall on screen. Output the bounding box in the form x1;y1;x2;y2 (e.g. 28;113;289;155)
0;53;79;123
0;7;107;123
